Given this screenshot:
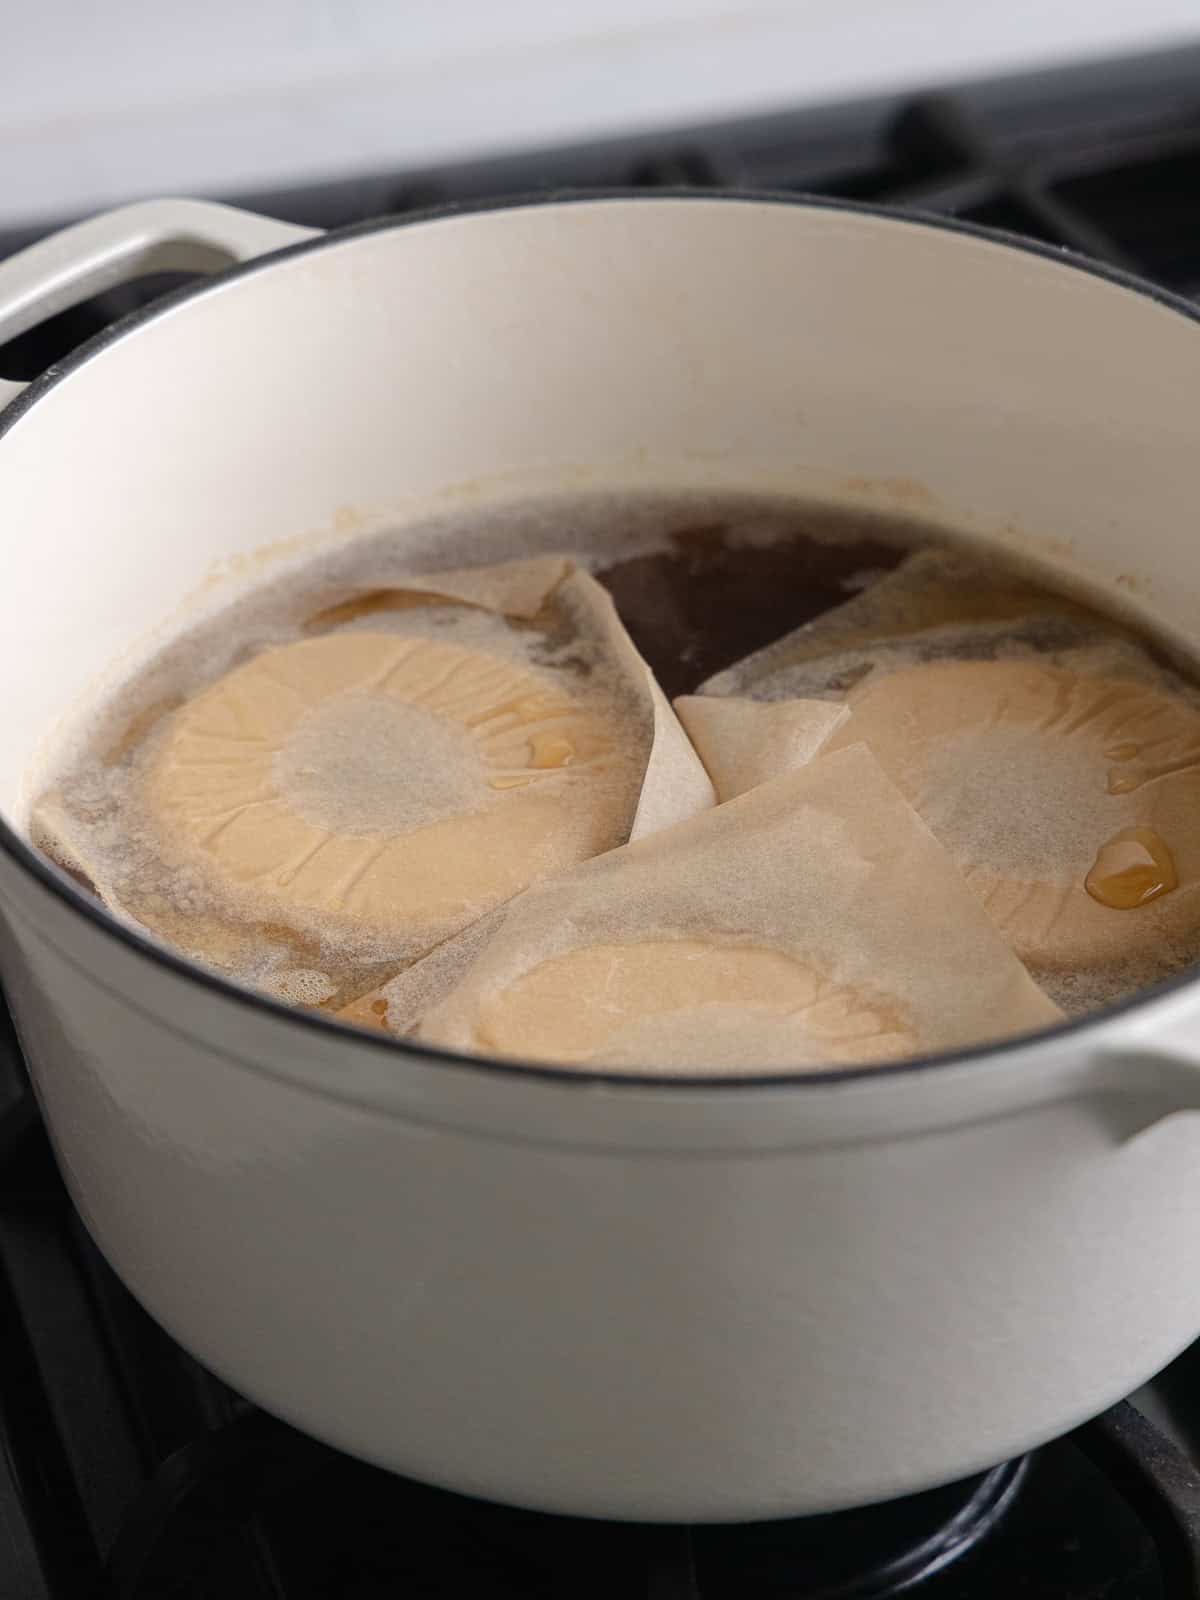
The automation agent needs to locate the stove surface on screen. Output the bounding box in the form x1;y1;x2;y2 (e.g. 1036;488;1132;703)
3;45;1200;1600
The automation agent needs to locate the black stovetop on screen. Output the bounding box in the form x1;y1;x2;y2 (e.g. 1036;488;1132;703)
4;44;1200;1600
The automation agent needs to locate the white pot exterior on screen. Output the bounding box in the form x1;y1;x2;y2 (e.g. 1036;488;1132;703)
2;195;1200;1521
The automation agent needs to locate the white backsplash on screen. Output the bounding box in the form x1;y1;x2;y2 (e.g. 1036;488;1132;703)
0;0;1197;227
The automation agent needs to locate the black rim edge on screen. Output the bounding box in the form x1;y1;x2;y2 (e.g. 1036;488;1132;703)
2;186;1198;1098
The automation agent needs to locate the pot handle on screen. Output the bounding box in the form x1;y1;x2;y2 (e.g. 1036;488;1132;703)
0;198;321;409
1085;1010;1200;1140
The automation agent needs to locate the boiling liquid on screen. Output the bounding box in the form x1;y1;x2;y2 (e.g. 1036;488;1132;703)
31;490;1200;1020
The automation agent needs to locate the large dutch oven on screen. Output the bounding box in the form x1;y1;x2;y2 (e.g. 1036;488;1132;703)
0;194;1199;1521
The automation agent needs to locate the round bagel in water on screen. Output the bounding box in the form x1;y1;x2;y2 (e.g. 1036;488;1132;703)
823;658;1200;978
144;630;639;954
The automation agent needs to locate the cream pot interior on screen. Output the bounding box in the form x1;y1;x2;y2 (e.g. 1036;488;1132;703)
3;194;1200;813
2;196;1200;1521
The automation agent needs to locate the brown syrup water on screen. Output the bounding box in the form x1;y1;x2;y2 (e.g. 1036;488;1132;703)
594;519;904;700
36;489;1200;1028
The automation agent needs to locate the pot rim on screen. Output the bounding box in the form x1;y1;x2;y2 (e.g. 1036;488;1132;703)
2;187;1197;1095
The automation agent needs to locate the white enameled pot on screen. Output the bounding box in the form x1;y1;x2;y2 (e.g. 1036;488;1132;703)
2;195;1200;1523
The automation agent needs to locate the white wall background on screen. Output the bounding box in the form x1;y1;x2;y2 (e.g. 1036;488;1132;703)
1;1;1198;227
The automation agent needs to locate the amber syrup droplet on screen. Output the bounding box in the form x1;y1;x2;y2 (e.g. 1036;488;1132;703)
1105;741;1143;795
527;733;576;769
490;730;590;788
1085;826;1177;909
301;589;445;632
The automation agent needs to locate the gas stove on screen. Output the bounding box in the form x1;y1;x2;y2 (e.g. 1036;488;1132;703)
3;44;1200;1600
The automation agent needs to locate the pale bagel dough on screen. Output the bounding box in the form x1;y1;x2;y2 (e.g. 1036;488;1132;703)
410;746;1062;1073
823;658;1200;974
144;629;636;953
471;938;917;1069
30;552;716;1009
